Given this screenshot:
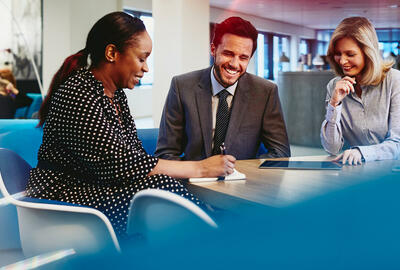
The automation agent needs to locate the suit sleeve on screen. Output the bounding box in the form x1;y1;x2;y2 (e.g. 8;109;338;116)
260;84;291;158
154;76;186;160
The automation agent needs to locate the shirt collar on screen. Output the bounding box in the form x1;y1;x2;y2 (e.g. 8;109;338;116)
210;66;238;96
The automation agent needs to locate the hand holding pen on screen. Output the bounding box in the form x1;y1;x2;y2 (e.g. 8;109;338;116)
218;142;228;180
199;151;235;178
197;142;235;178
220;142;226;155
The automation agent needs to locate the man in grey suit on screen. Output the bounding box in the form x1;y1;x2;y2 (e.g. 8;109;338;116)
155;16;290;160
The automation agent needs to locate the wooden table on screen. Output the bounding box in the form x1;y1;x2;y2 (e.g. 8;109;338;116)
187;155;400;211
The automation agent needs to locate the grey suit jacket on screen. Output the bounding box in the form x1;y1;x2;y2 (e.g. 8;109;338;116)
155;67;290;160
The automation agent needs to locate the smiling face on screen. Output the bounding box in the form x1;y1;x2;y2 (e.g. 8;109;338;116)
114;31;152;89
211;33;253;88
333;37;366;78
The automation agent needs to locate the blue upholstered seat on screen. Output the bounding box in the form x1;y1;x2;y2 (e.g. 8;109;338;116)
0;119;39;133
137;128;159;155
0;128;43;167
0;148;120;256
0;120;160;167
14;93;43;119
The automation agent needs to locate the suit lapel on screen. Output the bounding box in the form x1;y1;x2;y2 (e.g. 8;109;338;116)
224;74;250;148
196;67;213;157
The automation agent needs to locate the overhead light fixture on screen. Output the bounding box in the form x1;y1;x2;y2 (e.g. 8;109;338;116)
279;52;290;63
312;54;325;70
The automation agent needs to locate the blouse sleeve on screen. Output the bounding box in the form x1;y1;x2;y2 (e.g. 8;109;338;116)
50;77;158;183
320;78;344;155
357;72;400;161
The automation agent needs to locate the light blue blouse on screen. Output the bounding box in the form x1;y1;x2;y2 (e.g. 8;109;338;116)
321;68;400;161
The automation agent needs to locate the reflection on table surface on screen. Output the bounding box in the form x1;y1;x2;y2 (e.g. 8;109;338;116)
187;155;400;211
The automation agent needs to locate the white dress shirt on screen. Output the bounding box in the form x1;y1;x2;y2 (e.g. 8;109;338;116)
210;67;238;141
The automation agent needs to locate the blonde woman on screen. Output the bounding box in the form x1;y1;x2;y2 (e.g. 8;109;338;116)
321;17;400;165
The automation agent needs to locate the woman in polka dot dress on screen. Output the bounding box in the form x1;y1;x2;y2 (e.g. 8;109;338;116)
26;12;236;237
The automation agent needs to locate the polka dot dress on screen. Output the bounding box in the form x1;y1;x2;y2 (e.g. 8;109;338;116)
26;68;202;236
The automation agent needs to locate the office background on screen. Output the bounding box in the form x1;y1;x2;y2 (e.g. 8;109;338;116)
2;0;399;127
1;0;400;268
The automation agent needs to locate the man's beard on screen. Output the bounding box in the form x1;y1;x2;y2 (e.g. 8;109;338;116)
213;64;241;88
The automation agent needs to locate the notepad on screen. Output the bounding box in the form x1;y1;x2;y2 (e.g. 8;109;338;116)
189;169;246;183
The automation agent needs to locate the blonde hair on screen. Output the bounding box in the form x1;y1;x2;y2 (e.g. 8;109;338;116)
0;68;16;87
327;17;393;85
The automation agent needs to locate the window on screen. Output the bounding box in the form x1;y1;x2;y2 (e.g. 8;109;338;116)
316;29;333;56
123;9;154;86
255;32;271;79
377;28;400;59
209;23;216;65
254;32;290;80
273;34;290;79
317;41;328;55
316;28;400;58
299;39;309;56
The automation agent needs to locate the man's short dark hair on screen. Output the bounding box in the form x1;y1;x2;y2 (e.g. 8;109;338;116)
212;16;258;56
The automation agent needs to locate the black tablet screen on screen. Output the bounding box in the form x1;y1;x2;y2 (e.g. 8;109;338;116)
259;160;342;170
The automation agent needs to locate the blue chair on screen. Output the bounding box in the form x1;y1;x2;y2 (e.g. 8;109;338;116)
0;182;20;251
0;127;42;249
0;119;39;133
0;148;120;257
14;107;28;119
25;93;43;119
0;128;43;167
14;93;43;119
137;128;159;155
127;189;217;245
257;143;268;157
0;125;158;169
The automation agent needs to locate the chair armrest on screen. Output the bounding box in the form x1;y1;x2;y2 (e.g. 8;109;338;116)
18;196;88;208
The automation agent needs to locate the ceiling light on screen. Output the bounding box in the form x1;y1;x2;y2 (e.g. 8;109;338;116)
279;52;290;63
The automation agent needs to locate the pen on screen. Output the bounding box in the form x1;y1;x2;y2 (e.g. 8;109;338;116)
218;142;226;180
220;142;226;155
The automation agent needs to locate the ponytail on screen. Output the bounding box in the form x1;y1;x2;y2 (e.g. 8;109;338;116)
38;12;146;127
37;49;88;127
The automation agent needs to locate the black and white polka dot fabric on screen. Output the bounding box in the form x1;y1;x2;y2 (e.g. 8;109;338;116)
26;68;202;236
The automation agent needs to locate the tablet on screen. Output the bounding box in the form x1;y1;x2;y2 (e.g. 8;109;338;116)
259;160;342;170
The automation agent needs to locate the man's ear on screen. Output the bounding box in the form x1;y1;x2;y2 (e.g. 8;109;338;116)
105;44;118;63
210;43;216;58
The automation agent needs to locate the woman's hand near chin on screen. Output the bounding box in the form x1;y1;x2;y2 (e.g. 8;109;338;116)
330;76;356;107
